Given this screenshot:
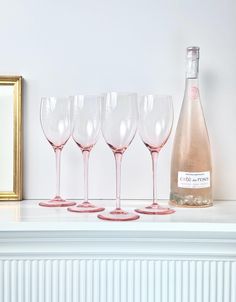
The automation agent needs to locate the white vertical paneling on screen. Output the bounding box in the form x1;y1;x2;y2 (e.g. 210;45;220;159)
86;260;93;302
168;260;175;302
127;260;134;302
17;260;24;302
161;260;168;302
45;260;52;302
3;260;10;302
217;261;224;302
59;260;65;302
196;261;203;302
175;260;182;302
93;260;99;302
155;260;161;302
106;260;113;302
134;260;141;302
10;260;17;302
120;260;127;302
66;260;73;302
231;262;236;302
0;260;3;302
31;260;37;302
148;260;155;302
52;260;59;302
79;259;86;302
113;259;120;302
99;259;107;302
24;260;31;302
203;261;210;302
211;261;217;302
38;260;45;302
72;259;79;302
224;261;230;302
0;259;235;302
182;261;189;302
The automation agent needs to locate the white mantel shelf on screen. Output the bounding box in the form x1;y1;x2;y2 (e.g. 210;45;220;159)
1;199;236;229
1;200;236;302
0;199;236;232
0;199;236;256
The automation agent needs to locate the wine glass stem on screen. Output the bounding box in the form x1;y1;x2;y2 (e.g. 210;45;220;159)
55;148;61;198
151;151;159;206
114;152;123;210
82;150;90;204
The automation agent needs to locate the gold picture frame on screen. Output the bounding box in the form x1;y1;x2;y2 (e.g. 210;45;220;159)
0;76;22;200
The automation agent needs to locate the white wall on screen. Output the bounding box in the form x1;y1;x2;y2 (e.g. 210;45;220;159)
0;0;235;200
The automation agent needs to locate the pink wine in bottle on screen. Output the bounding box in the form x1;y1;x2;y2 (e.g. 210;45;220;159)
170;47;213;207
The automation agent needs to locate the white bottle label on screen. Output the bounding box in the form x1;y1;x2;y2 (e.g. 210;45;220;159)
178;171;210;189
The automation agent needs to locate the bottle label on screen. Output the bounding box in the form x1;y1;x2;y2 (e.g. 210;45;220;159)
191;86;199;100
178;171;210;189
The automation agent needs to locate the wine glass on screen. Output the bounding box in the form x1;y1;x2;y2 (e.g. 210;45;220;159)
98;92;139;221
39;97;76;207
68;95;105;213
135;95;175;215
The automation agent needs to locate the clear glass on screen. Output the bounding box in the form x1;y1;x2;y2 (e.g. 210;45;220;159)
170;57;212;206
68;95;105;213
170;47;212;208
135;95;175;215
39;97;76;207
98;92;139;221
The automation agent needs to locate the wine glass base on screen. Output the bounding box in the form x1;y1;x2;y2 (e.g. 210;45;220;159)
68;202;105;213
39;197;76;207
135;204;175;215
98;209;140;221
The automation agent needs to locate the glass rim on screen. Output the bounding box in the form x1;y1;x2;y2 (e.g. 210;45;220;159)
102;91;138;97
71;94;103;99
141;94;172;99
41;96;70;101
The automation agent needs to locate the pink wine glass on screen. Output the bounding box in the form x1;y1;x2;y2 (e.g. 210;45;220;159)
68;95;105;213
39;97;76;207
135;95;175;215
98;92;139;221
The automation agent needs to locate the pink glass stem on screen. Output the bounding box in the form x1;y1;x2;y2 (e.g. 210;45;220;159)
114;152;123;210
82;150;90;204
54;147;61;198
151;151;159;206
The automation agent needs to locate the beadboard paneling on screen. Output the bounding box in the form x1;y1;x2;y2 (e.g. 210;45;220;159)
0;259;235;302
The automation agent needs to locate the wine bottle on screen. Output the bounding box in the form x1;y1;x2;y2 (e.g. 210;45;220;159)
170;46;212;207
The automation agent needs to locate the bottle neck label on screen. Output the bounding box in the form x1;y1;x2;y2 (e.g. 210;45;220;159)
186;58;199;79
184;79;200;102
190;86;199;100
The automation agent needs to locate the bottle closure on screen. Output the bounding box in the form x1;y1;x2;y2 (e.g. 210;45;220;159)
186;46;199;79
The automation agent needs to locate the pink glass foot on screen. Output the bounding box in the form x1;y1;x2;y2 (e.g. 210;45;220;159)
39;196;76;207
135;203;175;215
98;209;140;221
68;202;105;213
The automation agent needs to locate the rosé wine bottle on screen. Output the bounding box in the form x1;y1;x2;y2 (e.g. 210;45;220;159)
170;47;213;208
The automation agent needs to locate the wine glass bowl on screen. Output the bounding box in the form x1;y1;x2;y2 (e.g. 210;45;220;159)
140;95;173;151
68;95;105;213
135;95;175;215
40;97;72;148
101;93;138;152
39;97;76;207
72;95;101;148
98;92;140;221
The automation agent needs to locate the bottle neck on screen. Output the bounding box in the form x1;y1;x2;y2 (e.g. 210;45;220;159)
184;78;199;100
186;58;199;79
185;58;200;101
